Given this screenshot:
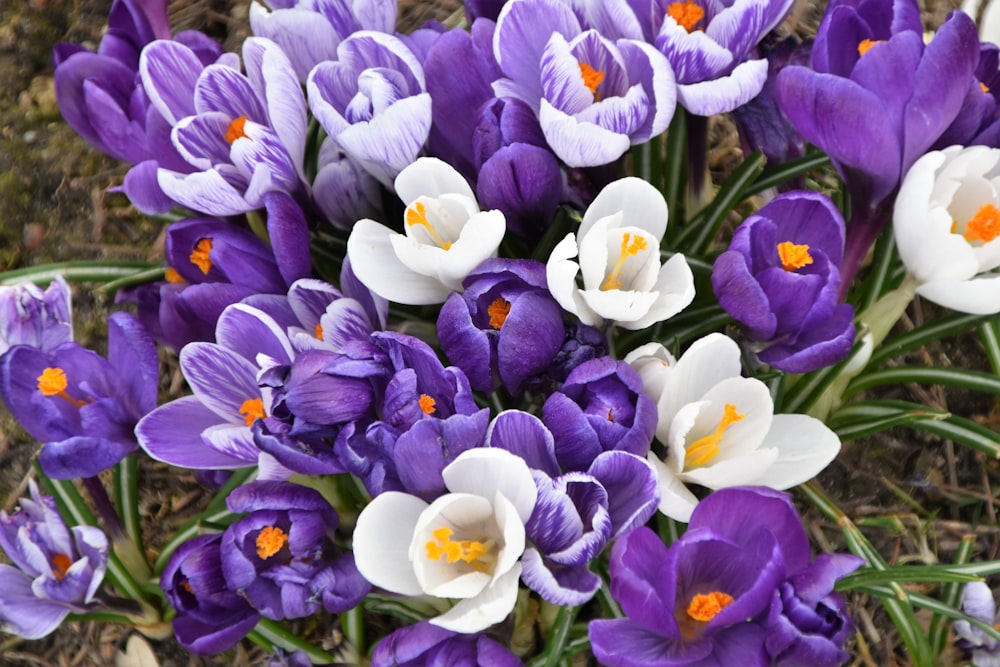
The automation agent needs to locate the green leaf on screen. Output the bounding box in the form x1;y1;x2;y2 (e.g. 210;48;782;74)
979;320;1000;376
743;151;831;197
929;535;976;657
0;261;161;287
837;565;981;590
829;399;948;441
868;313;995;367
852;585;1000;646
845;366;1000;398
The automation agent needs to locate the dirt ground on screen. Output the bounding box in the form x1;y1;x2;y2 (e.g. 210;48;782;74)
1;0;998;666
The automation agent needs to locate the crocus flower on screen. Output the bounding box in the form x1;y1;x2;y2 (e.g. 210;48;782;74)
372;620;525;667
161;533;261;654
347;157;506;305
626;334;841;522
541;356;657;471
0;277;73;355
776;0;980;286
219;481;369;620
893;145;1000;314
589;487;862;666
954;581;1000;666
547;177;694;330
353;448;537;633
0;481;109;639
491;0;676;167
0;312;157;479
711;190;856;373
307;30;431;186
437;258;566;393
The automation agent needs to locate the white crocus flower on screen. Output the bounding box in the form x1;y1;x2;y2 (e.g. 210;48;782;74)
347;157;506;305
625;333;841;522
352;448;536;633
546;177;695;330
893;145;1000;315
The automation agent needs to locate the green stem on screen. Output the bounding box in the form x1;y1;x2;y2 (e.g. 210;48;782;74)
928;534;976;657
527;604;580;667
341;605;365;662
114;456;148;571
248;618;339;664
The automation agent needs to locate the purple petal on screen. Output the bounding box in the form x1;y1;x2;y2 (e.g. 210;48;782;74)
0;566;70;639
140;40;204;125
520;548;602;605
486;410;560;476
588;451;659;538
137;396;256;468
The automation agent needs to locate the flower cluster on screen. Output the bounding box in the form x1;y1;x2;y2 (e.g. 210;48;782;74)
1;0;1000;664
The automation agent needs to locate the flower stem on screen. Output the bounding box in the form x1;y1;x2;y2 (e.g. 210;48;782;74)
248;618;338;664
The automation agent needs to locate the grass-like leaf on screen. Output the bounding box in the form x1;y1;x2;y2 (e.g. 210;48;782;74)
845;366;1000;397
743;151;831;197
868;313;996;367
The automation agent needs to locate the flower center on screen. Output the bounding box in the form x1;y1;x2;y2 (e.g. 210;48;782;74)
36;367;89;408
224;115;249;144
777;241;813;271
190;238;213;274
315;323;324;340
419;393;437;415
857;38;883;56
488;297;512;329
982;81;991;94
666;0;704;32
960;203;1000;244
684;403;745;468
424;526;493;571
50;553;73;580
686;591;735;622
406;201;452;250
239;397;266;427
579;62;605;98
164;267;185;283
601;232;650;291
256;525;289;559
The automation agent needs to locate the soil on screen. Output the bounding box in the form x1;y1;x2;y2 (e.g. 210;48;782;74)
0;0;997;666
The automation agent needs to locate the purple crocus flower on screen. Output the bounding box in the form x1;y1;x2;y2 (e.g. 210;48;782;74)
541;356;657;471
307;30;431;186
0;312;157;479
372;620;525;667
219;481;369;620
589;487;862;667
711;190;856;373
934;42;1000;150
491;0;676;167
437;258;566;393
954;581;1000;666
161;533;261;654
0;482;108;639
0;277;73;355
776;0;980;288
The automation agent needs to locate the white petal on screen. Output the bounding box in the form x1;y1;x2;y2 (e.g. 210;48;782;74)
547;234;600;325
395;157;477;204
619;253;696;330
648;454;699;522
347;218;452;304
430;563;522;633
624;342;676;401
894;150;948;270
658;333;742;428
353;492;427;595
412;495;494;599
443;448;537;523
751;414;841;489
679;448;778;489
580;177;668;240
491;492;527;581
694;376;773;459
916;275;1000;315
578;287;660;324
437;209;507;289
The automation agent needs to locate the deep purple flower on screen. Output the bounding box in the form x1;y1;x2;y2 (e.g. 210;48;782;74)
541;356;656;471
0;312;157;479
934;42;1000;150
492;0;676;167
0;277;73;355
437;258;565;393
0;482;108;639
219;481;369;620
589;487;861;667
161;533;261;654
372;621;525;667
712;191;856;373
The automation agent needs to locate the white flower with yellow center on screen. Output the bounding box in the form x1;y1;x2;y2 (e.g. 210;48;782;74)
352;448;536;633
546;177;695;330
626;333;841;522
893;145;1000;315
347;157;506;305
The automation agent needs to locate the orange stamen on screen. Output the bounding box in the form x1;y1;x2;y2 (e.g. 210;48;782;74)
777;241;813;271
487;297;512;329
684;403;744;468
256;525;289;559
424;526;490;569
982;81;991;94
239;397;266;427
315;323;324;340
224;115;249;144
190;238;213;274
50;553;73;580
406;201;452;250
579;62;605;97
164;267;185;283
857;38;883;56
687;591;735;622
36;367;89;408
419;394;437;415
667;0;705;32
601;233;650;291
963;203;1000;243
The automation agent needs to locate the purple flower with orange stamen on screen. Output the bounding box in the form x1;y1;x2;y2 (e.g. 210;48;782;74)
0;312;157;479
712;190;855;373
372;620;526;666
0;481;109;640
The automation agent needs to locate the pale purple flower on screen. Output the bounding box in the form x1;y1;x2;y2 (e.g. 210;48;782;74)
0;277;73;356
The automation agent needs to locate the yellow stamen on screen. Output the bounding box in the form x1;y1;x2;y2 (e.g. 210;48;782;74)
50;553;72;580
579;62;605;97
256;525;289;559
982;81;991;94
684;403;745;468
164;267;185;283
239;397;266;427
36;367;89;408
600;232;649;291
419;394;437;415
190;238;213;274
487;297;512;329
424;527;490;567
315;323;324;340
777;241;813;271
181;579;195;595
963;203;1000;243
667;0;705;32
224;115;249;144
406;201;452;250
857;38;883;56
687;591;735;622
